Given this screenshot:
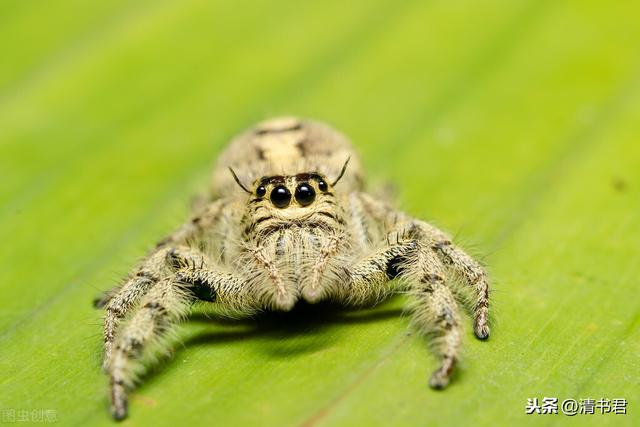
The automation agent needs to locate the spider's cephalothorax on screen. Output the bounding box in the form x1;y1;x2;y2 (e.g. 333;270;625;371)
95;117;491;421
233;169;352;309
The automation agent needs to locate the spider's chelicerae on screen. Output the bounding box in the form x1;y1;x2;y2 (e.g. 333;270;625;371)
95;117;490;420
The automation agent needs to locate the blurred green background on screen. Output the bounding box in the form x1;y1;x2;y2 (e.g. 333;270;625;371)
0;0;638;426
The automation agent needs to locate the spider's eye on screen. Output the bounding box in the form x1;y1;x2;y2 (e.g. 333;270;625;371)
318;180;328;192
256;186;266;197
270;186;291;208
295;183;316;206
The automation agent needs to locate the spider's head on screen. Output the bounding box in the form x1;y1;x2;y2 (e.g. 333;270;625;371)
229;158;349;210
251;173;329;210
229;160;349;234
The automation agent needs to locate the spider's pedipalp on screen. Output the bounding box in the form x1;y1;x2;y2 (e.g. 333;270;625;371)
301;234;341;302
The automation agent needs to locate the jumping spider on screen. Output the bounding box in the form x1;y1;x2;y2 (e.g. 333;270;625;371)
94;117;491;420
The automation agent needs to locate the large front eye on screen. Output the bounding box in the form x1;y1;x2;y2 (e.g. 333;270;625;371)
295;183;316;206
270;185;292;208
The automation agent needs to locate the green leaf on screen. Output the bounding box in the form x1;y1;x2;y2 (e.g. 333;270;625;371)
1;0;638;426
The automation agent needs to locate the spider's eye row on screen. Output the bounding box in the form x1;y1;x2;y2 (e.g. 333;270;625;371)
295;183;316;206
270;185;292;208
256;185;266;197
318;180;328;192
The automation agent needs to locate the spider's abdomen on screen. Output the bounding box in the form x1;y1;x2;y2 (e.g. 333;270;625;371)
210;117;365;198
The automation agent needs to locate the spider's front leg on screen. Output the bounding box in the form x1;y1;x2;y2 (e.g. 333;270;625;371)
402;241;464;389
99;251;165;370
99;245;208;370
108;275;194;421
344;191;492;388
358;193;491;340
97;200;229;369
106;246;254;421
342;233;463;389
